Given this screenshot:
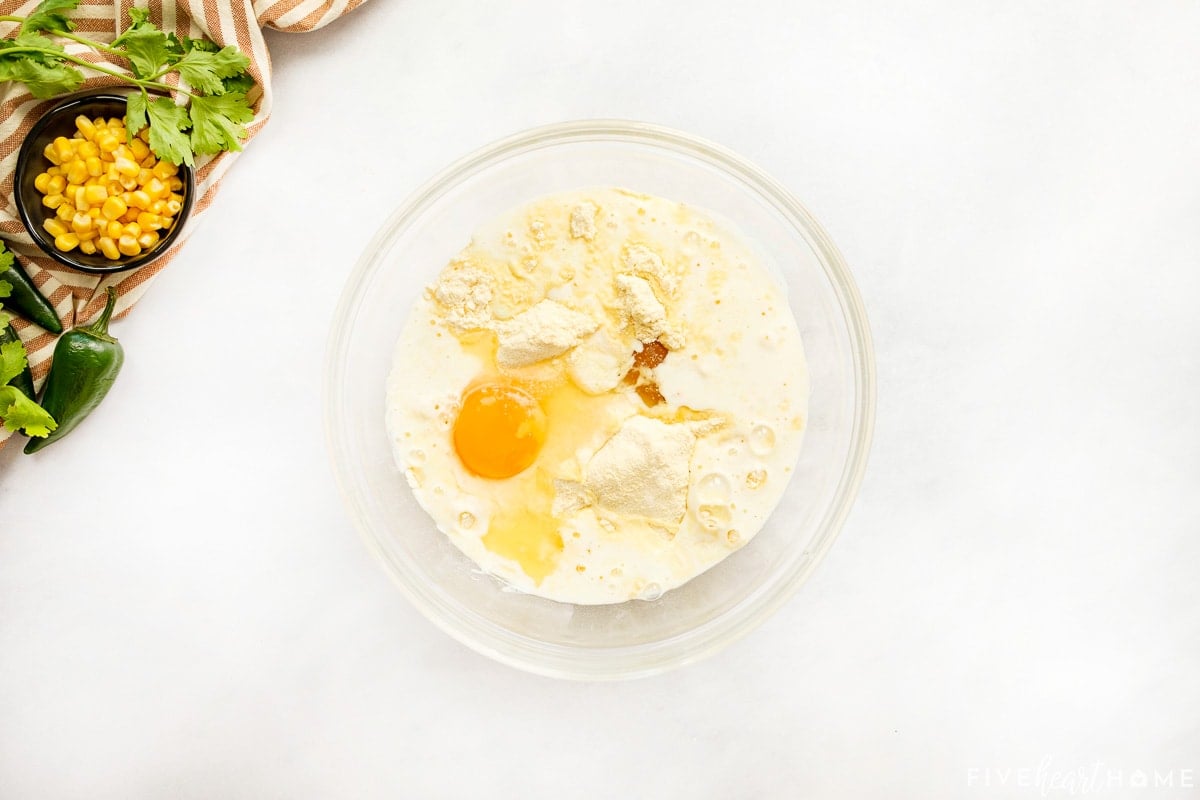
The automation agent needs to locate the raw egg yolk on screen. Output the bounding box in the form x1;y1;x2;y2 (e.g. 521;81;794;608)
453;381;547;478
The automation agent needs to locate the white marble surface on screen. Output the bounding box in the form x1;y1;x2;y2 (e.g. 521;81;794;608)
2;1;1199;797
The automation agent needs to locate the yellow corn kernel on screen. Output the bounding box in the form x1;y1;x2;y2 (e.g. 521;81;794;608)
164;198;183;216
167;177;184;191
66;160;88;185
53;136;74;162
76;228;98;242
64;183;83;199
46;166;62;178
92;116;107;129
83;184;109;205
79;238;98;256
58;208;77;225
129;139;150;161
119;208;139;224
46;174;66;194
105;221;123;238
137;127;151;143
54;233;80;252
43;218;69;238
33;172;52;193
42;193;64;209
107;181;124;197
119;175;138;191
75;115;97;140
151;160;178;180
77;140;100;158
88;207;102;220
143;177;167;200
136;212;161;231
127;191;149;210
85;156;104;177
43;143;61;165
74;187;88;210
136;230;160;250
123;222;142;238
139;154;156;169
113;145;132;161
96;133;119;154
101;196;127;220
71;211;93;233
98;237;120;260
115;156;139;178
149;200;166;215
117;235;140;257
105;117;121;128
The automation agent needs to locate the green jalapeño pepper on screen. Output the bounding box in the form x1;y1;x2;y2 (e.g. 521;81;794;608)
1;322;36;401
24;287;123;454
0;259;62;334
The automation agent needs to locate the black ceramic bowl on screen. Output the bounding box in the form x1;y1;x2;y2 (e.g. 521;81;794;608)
14;93;195;274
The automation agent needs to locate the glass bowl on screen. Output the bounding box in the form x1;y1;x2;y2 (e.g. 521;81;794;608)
325;120;875;679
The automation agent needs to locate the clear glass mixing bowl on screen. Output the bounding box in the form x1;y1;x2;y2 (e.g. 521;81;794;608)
324;121;875;679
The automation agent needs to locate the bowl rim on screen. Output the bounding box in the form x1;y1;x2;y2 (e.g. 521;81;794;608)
324;119;876;679
13;91;196;275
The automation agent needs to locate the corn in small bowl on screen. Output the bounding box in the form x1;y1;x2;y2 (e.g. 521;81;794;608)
14;93;195;274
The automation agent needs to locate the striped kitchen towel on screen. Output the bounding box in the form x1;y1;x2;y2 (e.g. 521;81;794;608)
0;0;367;447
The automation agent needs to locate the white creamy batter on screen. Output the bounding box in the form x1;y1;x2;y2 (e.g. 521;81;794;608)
386;188;808;604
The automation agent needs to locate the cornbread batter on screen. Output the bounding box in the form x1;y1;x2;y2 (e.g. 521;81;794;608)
386;188;808;604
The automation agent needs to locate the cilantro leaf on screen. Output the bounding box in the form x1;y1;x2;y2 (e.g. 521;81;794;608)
182;37;219;54
0;339;27;386
0;57;83;98
175;46;250;95
164;32;185;59
125;7;152;28
111;7;154;45
221;71;255;94
119;27;173;79
0;386;57;437
0;272;11;324
189;92;253;156
20;0;80;35
112;8;184;65
146;97;193;166
14;30;62;51
0;244;13;275
125;91;148;142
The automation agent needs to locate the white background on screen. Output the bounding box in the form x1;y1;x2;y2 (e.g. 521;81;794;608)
3;1;1199;797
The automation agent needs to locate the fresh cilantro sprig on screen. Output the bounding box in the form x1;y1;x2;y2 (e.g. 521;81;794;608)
0;246;15;329
0;340;57;439
0;0;255;166
0;247;57;438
